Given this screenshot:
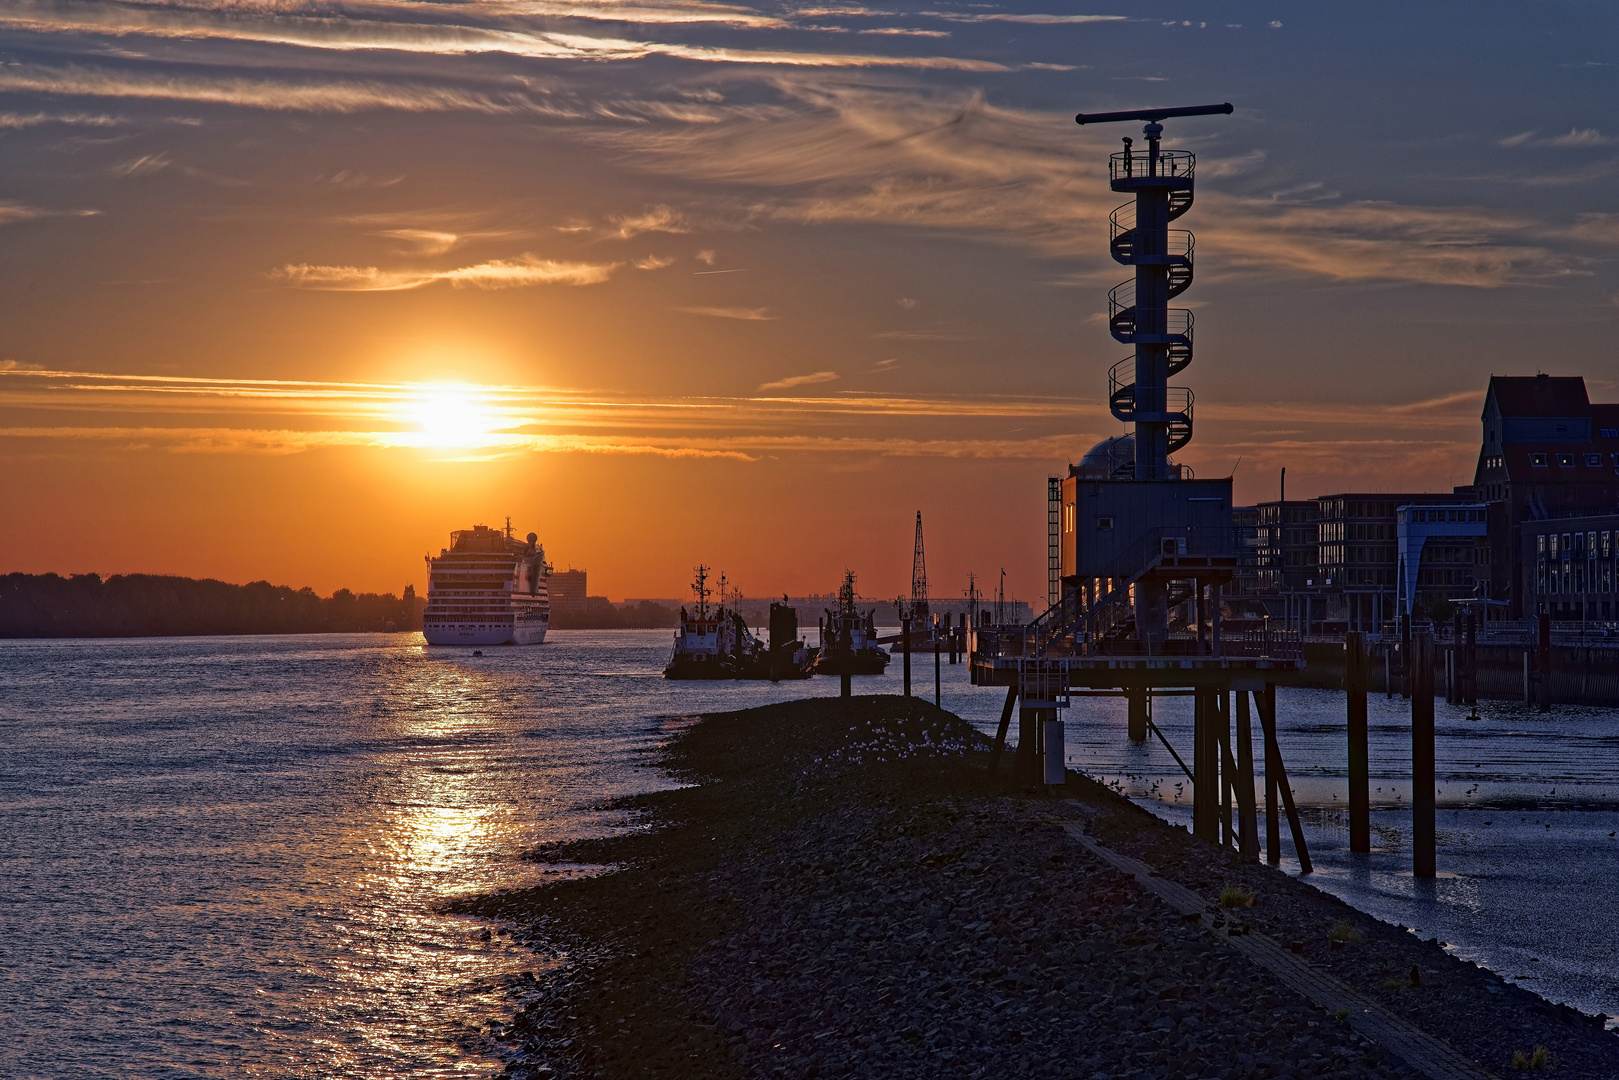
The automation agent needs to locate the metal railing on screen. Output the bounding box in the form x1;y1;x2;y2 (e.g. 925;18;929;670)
1109;149;1195;183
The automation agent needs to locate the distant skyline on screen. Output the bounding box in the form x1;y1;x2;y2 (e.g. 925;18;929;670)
1;1;1616;602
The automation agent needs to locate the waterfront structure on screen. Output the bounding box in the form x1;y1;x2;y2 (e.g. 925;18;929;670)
1474;374;1619;616
974;105;1318;864
1396;503;1489;618
422;523;551;645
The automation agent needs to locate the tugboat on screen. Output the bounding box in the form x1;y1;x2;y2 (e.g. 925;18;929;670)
665;571;820;681
814;571;891;677
664;566;739;679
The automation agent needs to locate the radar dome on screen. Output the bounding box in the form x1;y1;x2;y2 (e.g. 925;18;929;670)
1075;434;1134;479
526;532;538;545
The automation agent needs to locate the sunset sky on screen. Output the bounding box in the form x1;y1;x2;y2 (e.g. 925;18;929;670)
2;0;1617;603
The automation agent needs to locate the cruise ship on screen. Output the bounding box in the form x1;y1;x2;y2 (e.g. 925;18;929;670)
422;523;551;646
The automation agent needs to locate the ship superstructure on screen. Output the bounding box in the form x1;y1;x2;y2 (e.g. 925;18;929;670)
815;570;890;677
423;523;551;646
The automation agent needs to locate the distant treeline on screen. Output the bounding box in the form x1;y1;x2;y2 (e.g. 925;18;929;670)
0;573;424;638
551;600;679;630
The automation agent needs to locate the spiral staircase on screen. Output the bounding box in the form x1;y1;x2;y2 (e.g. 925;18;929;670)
1104;156;1197;455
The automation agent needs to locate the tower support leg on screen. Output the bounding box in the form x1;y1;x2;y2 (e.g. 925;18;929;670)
1127;687;1148;742
1193;689;1220;842
988;685;1017;776
1346;631;1371;854
1235;690;1259;863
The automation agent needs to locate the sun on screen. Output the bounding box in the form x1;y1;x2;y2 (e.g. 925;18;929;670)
405;384;504;448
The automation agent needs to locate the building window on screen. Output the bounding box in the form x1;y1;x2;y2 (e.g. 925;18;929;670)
1589;453;1604;467
1557;453;1576;467
1531;452;1549;467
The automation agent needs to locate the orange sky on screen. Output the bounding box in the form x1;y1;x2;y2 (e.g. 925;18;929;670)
2;2;1616;603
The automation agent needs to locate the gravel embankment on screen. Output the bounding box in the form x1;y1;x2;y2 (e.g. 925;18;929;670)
454;695;1619;1079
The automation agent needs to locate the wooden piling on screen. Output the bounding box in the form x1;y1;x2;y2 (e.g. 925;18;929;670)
1400;614;1412;700
1536;612;1552;713
1217;692;1234;846
1411;631;1436;879
902;618;912;698
1193;689;1220;842
934;635;942;707
1234;690;1259;863
1258;684;1312;873
1264;696;1280;864
1346;631;1370;854
1465;610;1479;714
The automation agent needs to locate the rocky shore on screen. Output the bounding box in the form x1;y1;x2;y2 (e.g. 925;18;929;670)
455;696;1619;1079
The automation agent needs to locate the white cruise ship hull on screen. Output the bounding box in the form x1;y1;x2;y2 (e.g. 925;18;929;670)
423;622;547;646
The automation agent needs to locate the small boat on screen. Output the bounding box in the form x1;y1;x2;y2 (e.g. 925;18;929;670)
814;571;891;677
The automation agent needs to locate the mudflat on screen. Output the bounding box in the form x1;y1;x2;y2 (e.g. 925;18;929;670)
455;695;1619;1079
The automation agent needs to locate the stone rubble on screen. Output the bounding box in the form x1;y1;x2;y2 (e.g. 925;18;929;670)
453;695;1619;1080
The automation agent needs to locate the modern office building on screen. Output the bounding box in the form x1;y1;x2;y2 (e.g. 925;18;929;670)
549;568;588;618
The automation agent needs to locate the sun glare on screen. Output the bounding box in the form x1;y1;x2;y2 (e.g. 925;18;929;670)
406;384;506;448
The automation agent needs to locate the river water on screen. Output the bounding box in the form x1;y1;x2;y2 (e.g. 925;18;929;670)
1;631;1615;1078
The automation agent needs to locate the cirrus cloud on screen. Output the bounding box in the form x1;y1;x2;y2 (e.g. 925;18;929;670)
272;255;618;291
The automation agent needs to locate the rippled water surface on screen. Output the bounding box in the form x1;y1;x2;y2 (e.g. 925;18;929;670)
5;632;1618;1077
0;630;949;1080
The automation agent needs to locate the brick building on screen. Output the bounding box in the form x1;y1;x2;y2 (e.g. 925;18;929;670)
1474;374;1619;616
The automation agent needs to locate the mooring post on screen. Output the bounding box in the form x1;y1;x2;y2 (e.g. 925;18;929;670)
1127;687;1148;742
1400;613;1412;700
1193;688;1220;842
1411;631;1436;879
839;626;851;699
987;684;1017;776
934;633;942;707
902;617;912;698
1259;683;1312;872
1345;631;1370;854
1217;691;1235;847
1234;689;1259;863
1457;612;1470;705
1537;611;1552;713
1465;609;1479;715
1263;692;1280;863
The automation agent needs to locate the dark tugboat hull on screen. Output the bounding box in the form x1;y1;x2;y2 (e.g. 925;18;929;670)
663;658;736;680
